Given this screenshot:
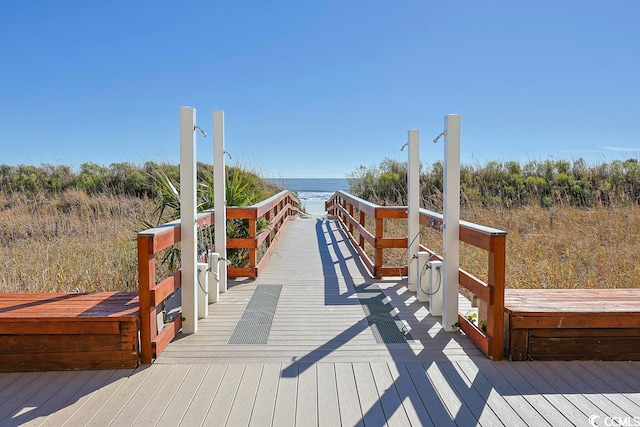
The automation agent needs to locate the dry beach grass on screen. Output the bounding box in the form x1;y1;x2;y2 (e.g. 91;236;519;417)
1;189;638;292
381;204;640;289
0;190;155;292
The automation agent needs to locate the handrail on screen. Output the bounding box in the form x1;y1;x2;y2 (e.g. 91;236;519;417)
326;190;506;360
137;190;299;363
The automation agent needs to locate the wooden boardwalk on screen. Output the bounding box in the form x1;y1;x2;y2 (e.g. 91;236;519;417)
1;218;639;426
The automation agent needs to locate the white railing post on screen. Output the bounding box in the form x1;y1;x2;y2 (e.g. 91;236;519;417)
180;107;198;334
407;129;420;292
213;110;228;293
442;114;461;331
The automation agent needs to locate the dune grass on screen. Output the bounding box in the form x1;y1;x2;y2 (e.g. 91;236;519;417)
0;190;155;293
1;184;638;293
378;204;640;289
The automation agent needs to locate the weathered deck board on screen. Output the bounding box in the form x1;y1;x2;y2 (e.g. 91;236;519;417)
201;363;245;426
249;363;280;427
153;364;209;426
178;363;226;425
316;363;341;427
158;219;481;365
0;218;639;425
226;363;263;427
334;362;364;427
455;361;528;427
132;364;191;425
271;363;297;426
369;361;411;426
352;362;387;426
295;363;318;427
508;361;588;424
438;361;503;426
422;361;479;426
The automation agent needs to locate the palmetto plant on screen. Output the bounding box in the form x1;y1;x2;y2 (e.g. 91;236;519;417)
145;165;273;271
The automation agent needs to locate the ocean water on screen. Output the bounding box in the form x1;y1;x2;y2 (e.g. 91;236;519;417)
267;178;350;215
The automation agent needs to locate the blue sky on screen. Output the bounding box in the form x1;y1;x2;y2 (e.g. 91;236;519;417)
1;1;638;178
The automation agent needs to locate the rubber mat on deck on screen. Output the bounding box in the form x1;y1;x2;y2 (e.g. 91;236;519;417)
355;283;413;344
228;284;282;344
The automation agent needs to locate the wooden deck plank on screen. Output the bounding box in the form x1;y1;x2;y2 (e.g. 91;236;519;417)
561;361;640;415
14;370;81;426
542;361;631;421
35;370;128;426
402;362;455;427
179;363;227;426
272;363;298;427
493;361;569;426
109;364;173;424
295;363;318;427
316;363;341;427
130;364;192;426
529;362;611;422
226;363;263;427
468;361;551;427
200;363;247;426
600;361;640;388
615;361;640;382
352;362;387;426
0;371;61;424
249;363;281;427
369;362;411;427
506;362;590;424
455;361;528;427
438;361;504;426
0;371;34;405
422;361;478;426
61;369;135;426
386;362;435;427
334;363;365;427
153;364;210;426
580;361;640;400
86;365;155;425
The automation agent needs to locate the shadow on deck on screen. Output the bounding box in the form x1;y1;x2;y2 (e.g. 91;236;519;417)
1;218;639;425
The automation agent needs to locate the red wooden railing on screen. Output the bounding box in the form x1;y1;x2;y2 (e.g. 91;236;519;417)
326;190;507;360
137;190;299;363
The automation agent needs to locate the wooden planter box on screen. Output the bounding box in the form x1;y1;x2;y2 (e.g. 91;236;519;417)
0;292;139;372
504;289;640;361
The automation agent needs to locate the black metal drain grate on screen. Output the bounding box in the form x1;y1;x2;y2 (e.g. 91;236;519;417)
354;283;413;344
228;284;282;344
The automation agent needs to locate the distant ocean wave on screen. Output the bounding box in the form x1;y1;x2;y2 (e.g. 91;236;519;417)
268;178;349;201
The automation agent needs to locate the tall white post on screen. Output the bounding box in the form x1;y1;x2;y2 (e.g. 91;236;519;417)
213;110;228;293
180;107;198;334
442;114;461;331
407;129;420;292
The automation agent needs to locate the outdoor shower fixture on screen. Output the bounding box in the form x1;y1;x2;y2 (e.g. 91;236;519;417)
415;251;443;315
197;261;209;319
194;125;207;137
180;107;229;335
405;130;420;292
404;115;460;331
441;115;461;331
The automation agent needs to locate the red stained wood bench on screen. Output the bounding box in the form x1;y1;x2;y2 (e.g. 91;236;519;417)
504;289;640;361
0;292;139;372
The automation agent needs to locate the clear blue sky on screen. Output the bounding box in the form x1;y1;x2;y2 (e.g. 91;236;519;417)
1;1;638;178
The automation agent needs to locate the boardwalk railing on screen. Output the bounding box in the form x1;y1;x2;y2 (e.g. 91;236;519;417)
326;190;507;360
137;190;299;363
